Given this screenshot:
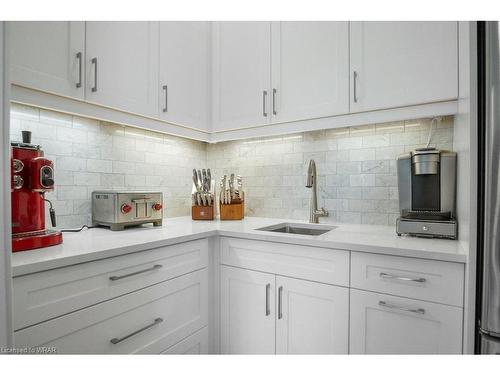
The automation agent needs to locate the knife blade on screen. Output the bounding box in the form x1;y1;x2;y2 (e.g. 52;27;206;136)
222;175;227;204
236;175;242;200
220;177;224;204
193;175;202;193
193;168;199;186
202;169;207;191
229;173;235;200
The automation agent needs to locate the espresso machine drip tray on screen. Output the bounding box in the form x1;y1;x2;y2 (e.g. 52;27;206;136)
12;229;63;252
396;218;457;239
401;210;453;221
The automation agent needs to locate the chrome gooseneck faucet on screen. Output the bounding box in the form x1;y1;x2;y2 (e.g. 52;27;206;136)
306;159;328;223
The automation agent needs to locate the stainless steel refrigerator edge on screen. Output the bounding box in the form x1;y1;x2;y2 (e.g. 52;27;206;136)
478;21;500;354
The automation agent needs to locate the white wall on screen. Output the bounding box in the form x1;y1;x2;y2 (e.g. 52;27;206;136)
454;21;478;354
208;116;454;225
11;102;456;228
0;21;13;349
10;103;207;229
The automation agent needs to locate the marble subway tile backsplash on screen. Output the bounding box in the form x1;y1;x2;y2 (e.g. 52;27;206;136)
207;116;454;225
10;103;454;227
10;103;207;229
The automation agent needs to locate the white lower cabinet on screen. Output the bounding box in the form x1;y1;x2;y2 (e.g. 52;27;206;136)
276;276;349;354
161;327;208;354
220;265;349;354
13;239;209;330
220;266;276;354
349;289;463;354
11;235;466;355
14;269;208;354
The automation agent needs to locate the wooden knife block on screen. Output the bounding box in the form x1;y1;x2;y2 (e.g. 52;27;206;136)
220;200;245;220
192;205;215;220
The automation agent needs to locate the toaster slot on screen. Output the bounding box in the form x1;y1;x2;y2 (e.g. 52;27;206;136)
132;198;153;219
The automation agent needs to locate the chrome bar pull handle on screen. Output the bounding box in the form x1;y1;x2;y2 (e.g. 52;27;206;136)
353;71;358;103
162;85;168;113
91;57;98;92
278;286;283;319
76;52;82;88
378;300;425;315
109;264;162;281
110;318;163;344
265;283;271;316
272;88;277;115
379;272;426;283
263;90;268;117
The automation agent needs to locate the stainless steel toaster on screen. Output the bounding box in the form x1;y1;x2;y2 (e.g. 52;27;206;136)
92;191;163;231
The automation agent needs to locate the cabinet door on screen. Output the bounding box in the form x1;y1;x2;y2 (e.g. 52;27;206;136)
271;21;349;123
220;266;275;354
212;22;271;131
276;276;349;354
350;21;458;112
85;21;159;117
349;289;463;354
8;21;85;99
159;22;210;131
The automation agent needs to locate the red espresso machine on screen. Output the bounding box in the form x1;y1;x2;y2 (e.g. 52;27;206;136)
11;131;62;252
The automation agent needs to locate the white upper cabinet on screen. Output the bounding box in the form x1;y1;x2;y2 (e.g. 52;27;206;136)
350;21;458;112
158;22;210;132
212;22;271;131
220;266;275;354
8;21;85;99
85;22;159;117
271;21;349;123
275;276;349;354
9;21;461;141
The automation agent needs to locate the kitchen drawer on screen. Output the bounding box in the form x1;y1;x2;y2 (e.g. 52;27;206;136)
13;238;208;330
350;252;464;306
220;237;349;286
349;289;463;354
161;327;208;354
14;269;208;354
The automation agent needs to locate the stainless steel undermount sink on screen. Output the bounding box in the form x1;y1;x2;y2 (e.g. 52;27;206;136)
256;222;336;236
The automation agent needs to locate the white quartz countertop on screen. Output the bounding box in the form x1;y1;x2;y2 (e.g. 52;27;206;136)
11;216;467;276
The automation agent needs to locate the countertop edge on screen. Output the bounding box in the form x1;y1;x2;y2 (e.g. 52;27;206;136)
12;226;467;277
216;230;467;263
11;231;217;277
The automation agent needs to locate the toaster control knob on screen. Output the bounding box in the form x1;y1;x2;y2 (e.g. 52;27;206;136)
422;225;429;232
153;203;162;211
121;203;132;214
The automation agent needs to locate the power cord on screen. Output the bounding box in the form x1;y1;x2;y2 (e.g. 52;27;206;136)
425;117;442;148
60;225;98;233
